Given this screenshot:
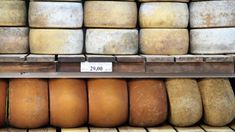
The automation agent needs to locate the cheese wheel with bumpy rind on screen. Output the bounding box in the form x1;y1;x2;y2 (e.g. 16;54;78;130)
86;29;138;55
166;79;203;127
30;29;83;54
29;2;83;28
129;79;167;127
190;1;235;28
0;27;28;54
198;79;235;126
140;29;189;55
84;1;137;28
88;79;128;127
139;2;189;28
0;1;26;26
0;80;7;127
9;79;49;129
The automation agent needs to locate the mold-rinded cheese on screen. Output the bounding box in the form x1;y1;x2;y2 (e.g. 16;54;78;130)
190;28;235;54
140;29;189;55
86;29;138;55
29;2;83;28
49;79;87;128
198;79;235;126
84;1;137;28
9;79;49;128
0;27;28;54
30;29;83;54
165;79;203;127
139;0;189;2
0;80;7;127
190;1;235;28
0;1;26;26
139;3;189;28
129;79;167;127
88;79;128;127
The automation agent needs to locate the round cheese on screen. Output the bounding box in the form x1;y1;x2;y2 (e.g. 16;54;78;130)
166;79;203;127
198;79;235;126
86;29;138;55
88;79;128;127
49;79;87;128
0;27;28;54
190;28;235;54
129;79;167;127
0;80;7;127
139;2;188;28
84;1;137;28
9;79;49;128
30;29;83;54
140;29;189;55
29;2;83;28
190;1;235;28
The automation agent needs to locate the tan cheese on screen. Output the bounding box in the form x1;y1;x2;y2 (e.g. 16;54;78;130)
84;1;137;28
30;29;83;54
139;2;189;28
0;80;7;127
140;29;189;55
29;2;83;28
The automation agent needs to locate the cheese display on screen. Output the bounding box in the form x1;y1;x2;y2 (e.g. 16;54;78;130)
30;29;83;54
165;79;203;126
29;2;83;28
129;79;167;126
0;80;7;127
84;1;137;28
198;79;235;126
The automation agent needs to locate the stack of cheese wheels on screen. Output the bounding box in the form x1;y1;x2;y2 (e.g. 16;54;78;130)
0;80;7;127
49;79;88;128
0;1;28;54
84;1;138;54
88;79;128;127
165;79;203;126
129;79;167;127
29;0;83;54
9;79;49;128
139;0;189;55
198;79;235;126
190;1;235;54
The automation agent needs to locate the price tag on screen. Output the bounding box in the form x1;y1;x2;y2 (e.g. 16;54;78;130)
80;61;112;72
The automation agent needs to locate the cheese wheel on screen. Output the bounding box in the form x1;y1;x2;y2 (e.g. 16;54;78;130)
166;79;203;127
190;28;235;54
190;1;235;28
30;29;83;54
88;79;128;127
29;2;83;28
84;1;137;28
139;3;189;28
0;80;7;127
0;27;28;54
86;29;138;55
9;79;49;128
0;1;26;26
139;0;189;2
129;79;167;126
198;79;235;126
140;29;189;55
49;79;87;128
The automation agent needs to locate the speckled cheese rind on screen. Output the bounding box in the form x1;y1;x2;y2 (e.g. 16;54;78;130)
165;79;203;127
190;28;235;54
190;1;235;28
140;29;189;55
85;1;137;28
29;2;83;28
198;79;235;126
86;29;138;55
139;2;189;28
30;29;83;54
0;1;26;26
0;27;28;54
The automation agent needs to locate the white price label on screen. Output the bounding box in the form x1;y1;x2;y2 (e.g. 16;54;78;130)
80;61;112;72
